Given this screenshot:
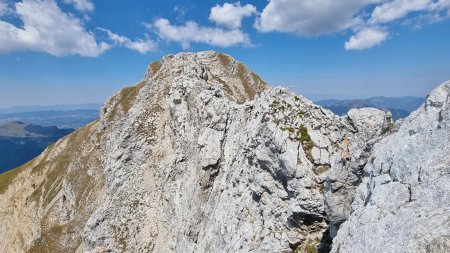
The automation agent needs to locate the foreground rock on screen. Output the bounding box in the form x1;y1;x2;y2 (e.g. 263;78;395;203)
0;51;447;253
324;107;393;237
332;82;450;252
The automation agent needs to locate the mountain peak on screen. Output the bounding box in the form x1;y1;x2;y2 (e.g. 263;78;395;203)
146;51;268;103
101;51;268;124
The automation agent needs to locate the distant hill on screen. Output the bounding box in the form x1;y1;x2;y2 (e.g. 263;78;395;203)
316;96;424;120
0;109;99;129
0;104;99;172
0;121;73;173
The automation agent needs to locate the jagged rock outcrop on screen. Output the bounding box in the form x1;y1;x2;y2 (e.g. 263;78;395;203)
324;108;393;237
0;51;447;253
331;82;450;252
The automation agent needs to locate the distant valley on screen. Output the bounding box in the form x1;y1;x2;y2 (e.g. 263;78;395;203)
0;104;100;173
0;121;74;173
316;96;425;120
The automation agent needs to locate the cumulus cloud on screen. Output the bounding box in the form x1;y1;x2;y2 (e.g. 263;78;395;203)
0;0;109;57
209;2;257;29
98;28;157;54
152;18;251;49
255;0;380;36
63;0;94;12
256;0;450;50
370;0;431;23
345;27;389;50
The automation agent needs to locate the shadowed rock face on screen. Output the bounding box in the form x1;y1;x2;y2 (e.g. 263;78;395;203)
0;51;447;253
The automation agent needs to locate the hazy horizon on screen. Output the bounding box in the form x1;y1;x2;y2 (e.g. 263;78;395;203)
0;89;431;110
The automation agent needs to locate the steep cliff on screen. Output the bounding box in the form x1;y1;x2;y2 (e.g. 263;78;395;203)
0;51;447;253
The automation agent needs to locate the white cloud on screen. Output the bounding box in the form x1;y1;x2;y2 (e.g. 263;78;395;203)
370;0;432;23
345;27;389;50
0;5;4;16
98;28;157;54
209;2;257;29
0;0;108;57
432;0;450;10
255;0;381;36
152;18;251;49
0;0;9;16
63;0;94;12
173;4;187;22
255;0;450;50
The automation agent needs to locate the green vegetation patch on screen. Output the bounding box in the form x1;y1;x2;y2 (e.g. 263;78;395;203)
294;239;321;253
298;125;311;143
305;240;319;253
0;161;30;194
270;100;280;109
149;61;162;76
237;63;257;100
108;81;145;121
217;53;231;67
213;75;234;97
297;124;314;161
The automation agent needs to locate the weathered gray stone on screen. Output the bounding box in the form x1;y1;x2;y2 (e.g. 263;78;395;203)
331;81;450;253
325;107;393;237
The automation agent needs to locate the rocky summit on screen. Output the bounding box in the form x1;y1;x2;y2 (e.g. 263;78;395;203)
0;51;448;253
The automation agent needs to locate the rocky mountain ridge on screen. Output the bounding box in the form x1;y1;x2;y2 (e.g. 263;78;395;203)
0;51;448;253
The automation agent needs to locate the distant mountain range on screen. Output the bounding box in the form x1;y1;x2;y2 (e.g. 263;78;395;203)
0;103;101;114
0;121;74;173
0;109;99;129
0;103;101;129
316;96;425;120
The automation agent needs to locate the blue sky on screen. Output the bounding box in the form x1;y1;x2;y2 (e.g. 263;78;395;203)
0;0;449;108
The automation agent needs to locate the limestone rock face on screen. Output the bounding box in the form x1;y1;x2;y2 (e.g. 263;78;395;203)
0;51;447;253
83;51;349;252
324;107;393;237
331;82;450;252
